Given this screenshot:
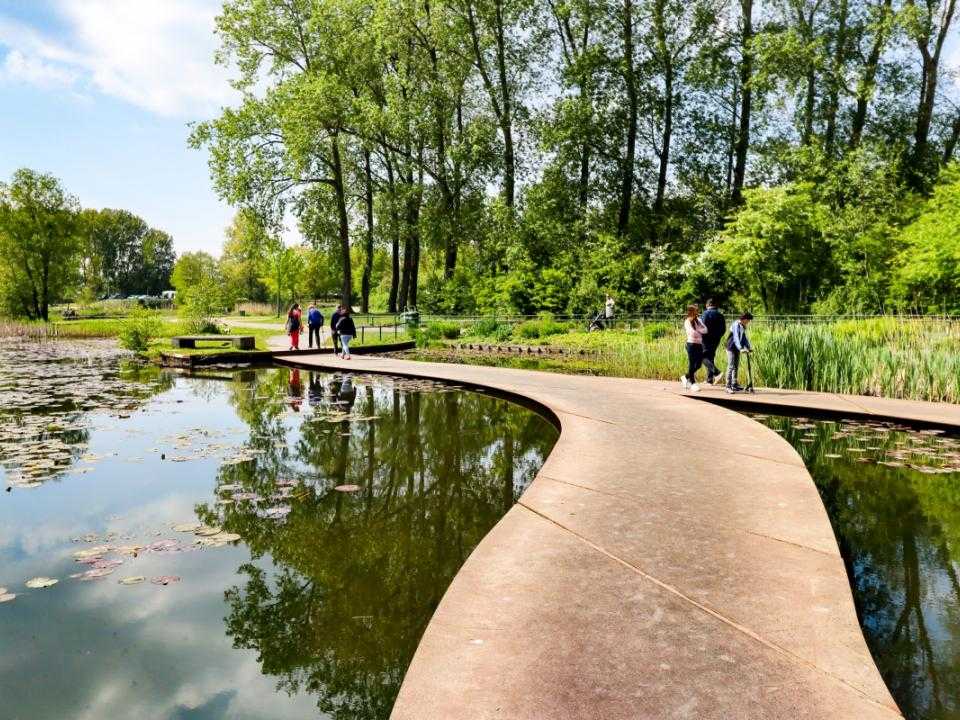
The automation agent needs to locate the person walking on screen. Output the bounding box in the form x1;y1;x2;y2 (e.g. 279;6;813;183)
681;304;708;392
335;306;357;359
701;299;726;384
725;312;754;392
604;294;615;328
307;301;324;349
286;303;303;351
330;304;343;355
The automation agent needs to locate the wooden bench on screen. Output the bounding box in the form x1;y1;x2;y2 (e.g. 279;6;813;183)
171;335;256;350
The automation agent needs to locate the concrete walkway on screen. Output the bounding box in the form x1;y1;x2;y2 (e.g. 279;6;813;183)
274;353;914;719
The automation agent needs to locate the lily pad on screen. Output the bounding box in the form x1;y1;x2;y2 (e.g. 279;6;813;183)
194;525;223;537
172;522;202;533
150;575;181;586
25;577;58;589
0;593;15;603
119;576;146;585
335;484;362;492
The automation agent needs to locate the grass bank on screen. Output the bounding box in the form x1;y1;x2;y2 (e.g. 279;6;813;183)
412;316;960;403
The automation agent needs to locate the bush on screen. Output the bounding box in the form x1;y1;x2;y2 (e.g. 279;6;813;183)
415;321;462;347
179;279;227;334
118;308;162;354
514;316;567;340
469;317;514;340
642;322;673;341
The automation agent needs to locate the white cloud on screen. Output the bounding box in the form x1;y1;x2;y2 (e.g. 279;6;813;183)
0;0;237;117
0;47;78;87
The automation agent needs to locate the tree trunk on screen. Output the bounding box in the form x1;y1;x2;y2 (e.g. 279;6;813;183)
40;255;50;322
653;0;672;215
823;0;848;156
908;0;957;186
731;0;753;205
385;154;400;314
849;0;892;149
493;0;515;208
409;164;423;308
802;67;815;145
331;133;352;309
617;0;637;236
942;114;960;164
725;81;739;194
361;148;374;314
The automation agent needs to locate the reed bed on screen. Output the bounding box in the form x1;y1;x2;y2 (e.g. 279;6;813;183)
452;317;960;403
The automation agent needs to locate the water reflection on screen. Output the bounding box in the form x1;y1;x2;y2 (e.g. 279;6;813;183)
197;369;557;719
0;350;556;720
754;414;960;720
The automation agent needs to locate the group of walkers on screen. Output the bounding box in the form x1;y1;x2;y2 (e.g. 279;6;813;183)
285;301;357;359
681;300;753;393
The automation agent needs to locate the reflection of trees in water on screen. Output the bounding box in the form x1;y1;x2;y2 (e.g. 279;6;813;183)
767;417;960;720
202;369;557;719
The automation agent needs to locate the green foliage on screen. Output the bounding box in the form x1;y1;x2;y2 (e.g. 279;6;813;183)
0;169;82;320
890;165;960;313
514;315;568;339
81;208;175;298
117;308;163;354
642;321;672;341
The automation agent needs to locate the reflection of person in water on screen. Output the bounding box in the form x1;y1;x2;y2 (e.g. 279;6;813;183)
338;376;357;411
288;368;303;412
307;371;324;407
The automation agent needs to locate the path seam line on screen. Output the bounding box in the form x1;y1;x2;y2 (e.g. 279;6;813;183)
516;501;901;716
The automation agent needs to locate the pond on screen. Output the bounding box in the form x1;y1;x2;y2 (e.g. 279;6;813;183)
752;413;960;720
0;339;558;720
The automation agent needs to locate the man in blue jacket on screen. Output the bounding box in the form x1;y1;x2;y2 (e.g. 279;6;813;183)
307;302;324;349
725;311;753;392
700;299;725;384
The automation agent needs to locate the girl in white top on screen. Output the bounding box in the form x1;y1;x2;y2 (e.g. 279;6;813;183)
681;305;708;391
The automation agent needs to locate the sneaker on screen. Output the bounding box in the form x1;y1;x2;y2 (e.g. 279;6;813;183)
680;375;690;390
690;383;701;393
733;384;745;391
725;386;738;394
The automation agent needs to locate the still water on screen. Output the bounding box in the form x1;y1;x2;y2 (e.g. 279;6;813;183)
0;339;557;720
753;413;960;720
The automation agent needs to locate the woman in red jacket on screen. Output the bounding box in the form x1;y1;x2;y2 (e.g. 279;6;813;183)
286;303;303;350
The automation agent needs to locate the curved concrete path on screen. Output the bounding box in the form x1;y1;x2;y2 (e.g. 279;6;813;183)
275;353;911;719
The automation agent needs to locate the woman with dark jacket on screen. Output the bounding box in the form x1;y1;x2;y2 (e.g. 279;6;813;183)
335;307;357;359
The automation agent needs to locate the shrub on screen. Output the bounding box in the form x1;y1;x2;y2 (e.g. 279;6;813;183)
514;317;567;339
118;308;162;354
642;321;673;341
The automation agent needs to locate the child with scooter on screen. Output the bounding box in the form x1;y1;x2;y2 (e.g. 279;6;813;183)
725;312;754;393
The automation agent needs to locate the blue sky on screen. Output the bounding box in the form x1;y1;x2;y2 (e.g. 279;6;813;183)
0;0;239;254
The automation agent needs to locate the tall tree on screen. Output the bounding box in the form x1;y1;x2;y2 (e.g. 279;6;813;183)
0;169;81;320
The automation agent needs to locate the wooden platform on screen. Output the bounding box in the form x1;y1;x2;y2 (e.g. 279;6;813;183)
170;335;255;350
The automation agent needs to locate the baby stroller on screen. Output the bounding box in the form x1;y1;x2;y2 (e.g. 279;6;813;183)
587;309;608;332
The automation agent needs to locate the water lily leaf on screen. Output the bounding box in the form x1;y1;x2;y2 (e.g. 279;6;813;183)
150;575;181;586
119;576;146;585
211;532;241;543
194;525;222;536
0;593;15;603
172;523;202;533
335;484;361;492
25;577;58;589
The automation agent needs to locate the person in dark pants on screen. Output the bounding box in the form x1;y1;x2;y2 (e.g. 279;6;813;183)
680;304;708;392
700;299;725;384
725;312;754;392
329;304;343;355
335;307;357;359
307;301;324;349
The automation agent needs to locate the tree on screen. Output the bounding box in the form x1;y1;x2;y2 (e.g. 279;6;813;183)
891;165;960;312
170;251;219;296
0;169;82;320
81;209;175;297
221;209;269;302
